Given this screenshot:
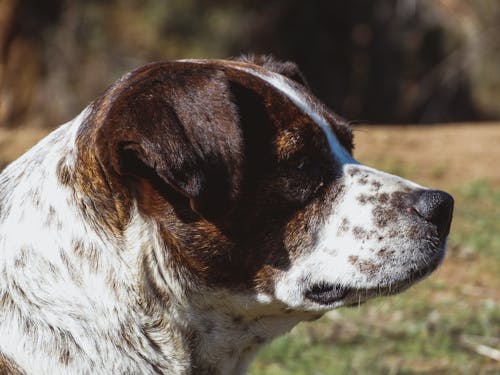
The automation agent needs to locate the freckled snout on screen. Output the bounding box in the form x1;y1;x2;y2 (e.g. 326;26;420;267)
409;189;454;240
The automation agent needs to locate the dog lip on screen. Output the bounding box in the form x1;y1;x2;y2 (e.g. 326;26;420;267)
346;251;446;305
307;247;446;308
304;283;349;305
304;256;441;307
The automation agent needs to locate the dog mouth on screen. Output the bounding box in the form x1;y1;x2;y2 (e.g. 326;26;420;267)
304;252;444;307
304;283;350;305
304;278;418;307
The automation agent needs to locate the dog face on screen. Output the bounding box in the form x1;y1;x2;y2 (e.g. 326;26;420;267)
77;56;453;315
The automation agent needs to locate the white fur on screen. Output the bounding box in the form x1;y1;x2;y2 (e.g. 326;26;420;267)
275;164;429;310
0;60;446;375
0;111;178;374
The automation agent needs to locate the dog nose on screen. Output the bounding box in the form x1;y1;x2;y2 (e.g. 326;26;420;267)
412;189;454;237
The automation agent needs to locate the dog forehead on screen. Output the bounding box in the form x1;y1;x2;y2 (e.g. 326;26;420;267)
228;63;354;164
178;59;355;164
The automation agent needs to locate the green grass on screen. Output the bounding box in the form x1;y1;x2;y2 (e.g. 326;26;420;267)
250;178;500;375
251;296;499;374
448;180;500;259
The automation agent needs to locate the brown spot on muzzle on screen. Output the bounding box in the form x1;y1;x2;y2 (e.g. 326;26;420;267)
371;181;382;190
349;255;381;275
357;259;380;275
337;217;350;235
379;193;389;203
352;226;373;240
348;168;361;177
372;191;413;228
377;248;395;259
357;194;376;205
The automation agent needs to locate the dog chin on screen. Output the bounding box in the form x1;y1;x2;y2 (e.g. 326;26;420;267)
299;242;447;311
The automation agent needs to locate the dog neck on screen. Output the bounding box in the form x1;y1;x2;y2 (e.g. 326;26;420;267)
132;213;314;375
139;280;311;375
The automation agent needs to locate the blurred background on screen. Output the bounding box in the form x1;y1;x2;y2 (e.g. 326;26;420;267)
2;0;500;128
0;0;499;374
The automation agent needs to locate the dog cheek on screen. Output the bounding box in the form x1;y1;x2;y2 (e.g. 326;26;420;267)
253;265;281;295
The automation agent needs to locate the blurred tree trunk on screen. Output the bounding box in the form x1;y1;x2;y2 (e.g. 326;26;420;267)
0;0;39;128
0;0;61;128
0;0;18;127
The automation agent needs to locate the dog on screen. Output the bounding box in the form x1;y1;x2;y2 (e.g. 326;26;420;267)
0;56;453;374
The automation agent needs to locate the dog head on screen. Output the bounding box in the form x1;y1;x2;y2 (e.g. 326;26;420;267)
75;56;453;315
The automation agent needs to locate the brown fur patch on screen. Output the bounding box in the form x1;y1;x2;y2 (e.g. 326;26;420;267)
352;226;371;240
337;217;350;235
371;181;382;190
377;248;394;259
348;255;380;275
358;177;368;185
348;168;361;177
348;255;359;265
71;239;101;272
56;158;73;186
59;348;71;366
13;247;28;269
0;353;24;375
235;55;309;87
59;249;83;286
63;60;351;296
357;259;381;275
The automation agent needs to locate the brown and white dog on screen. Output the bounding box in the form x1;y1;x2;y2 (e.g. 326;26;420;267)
0;56;453;374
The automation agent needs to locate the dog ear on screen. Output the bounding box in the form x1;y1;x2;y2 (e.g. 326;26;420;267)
235;54;309;87
95;64;247;221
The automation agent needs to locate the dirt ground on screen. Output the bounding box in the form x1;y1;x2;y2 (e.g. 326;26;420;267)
354;123;500;187
1;124;500;185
